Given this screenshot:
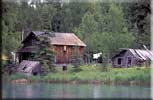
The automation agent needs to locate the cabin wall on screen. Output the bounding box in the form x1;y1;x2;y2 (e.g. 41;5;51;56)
18;52;33;63
123;51;137;67
23;34;38;47
52;45;84;64
18;34;38;63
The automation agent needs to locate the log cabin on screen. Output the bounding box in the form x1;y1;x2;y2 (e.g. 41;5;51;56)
17;31;86;64
111;48;153;67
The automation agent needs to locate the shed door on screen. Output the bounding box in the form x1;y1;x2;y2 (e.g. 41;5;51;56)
126;57;132;67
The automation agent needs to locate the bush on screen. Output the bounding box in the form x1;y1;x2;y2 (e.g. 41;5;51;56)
6;73;27;80
71;50;83;72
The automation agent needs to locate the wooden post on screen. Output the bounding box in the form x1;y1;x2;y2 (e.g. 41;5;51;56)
63;64;67;71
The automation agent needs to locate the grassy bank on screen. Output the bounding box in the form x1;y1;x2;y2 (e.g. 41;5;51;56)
3;64;151;84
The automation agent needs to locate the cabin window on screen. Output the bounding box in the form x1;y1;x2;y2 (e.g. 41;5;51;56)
64;46;67;52
117;58;123;65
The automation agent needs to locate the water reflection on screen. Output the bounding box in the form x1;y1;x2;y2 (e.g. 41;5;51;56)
2;82;150;99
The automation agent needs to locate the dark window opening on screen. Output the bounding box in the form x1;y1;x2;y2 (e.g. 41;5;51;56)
33;72;38;76
117;58;122;65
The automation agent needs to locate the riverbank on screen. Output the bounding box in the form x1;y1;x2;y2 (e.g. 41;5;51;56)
9;78;150;86
3;65;151;86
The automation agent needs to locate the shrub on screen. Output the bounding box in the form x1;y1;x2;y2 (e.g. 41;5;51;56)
7;73;27;80
71;47;83;72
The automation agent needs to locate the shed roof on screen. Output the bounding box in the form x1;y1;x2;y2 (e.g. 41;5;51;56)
129;49;153;60
114;48;153;61
23;31;86;47
18;60;40;73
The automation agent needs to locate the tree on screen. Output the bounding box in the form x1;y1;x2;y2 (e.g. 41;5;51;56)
71;46;83;72
37;3;57;31
34;33;56;75
59;2;94;32
74;2;134;61
2;0;149;68
2;2;21;57
122;0;151;49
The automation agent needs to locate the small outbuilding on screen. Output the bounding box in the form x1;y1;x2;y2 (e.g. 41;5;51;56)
17;60;42;76
112;48;153;67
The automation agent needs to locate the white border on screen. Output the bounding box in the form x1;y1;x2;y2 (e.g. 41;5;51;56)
2;0;147;3
2;0;152;99
151;0;153;98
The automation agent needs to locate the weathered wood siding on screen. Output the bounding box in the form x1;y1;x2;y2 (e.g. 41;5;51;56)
112;50;137;67
112;49;150;68
23;33;37;47
52;45;84;64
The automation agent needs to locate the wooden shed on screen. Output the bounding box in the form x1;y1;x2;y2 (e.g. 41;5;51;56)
112;48;153;67
17;60;42;76
17;31;86;64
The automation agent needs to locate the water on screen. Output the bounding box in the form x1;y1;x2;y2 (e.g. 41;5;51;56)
2;82;151;99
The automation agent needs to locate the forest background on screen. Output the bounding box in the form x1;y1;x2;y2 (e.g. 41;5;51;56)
2;0;151;60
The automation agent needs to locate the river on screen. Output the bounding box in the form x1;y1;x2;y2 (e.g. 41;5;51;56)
2;82;151;99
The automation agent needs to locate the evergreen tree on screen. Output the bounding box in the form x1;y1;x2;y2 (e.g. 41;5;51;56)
2;2;21;56
122;0;151;49
34;33;56;75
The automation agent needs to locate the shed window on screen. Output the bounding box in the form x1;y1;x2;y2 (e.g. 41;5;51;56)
117;58;122;65
33;72;38;76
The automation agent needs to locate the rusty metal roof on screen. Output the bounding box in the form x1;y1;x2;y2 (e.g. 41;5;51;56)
119;48;153;61
22;31;86;47
48;33;86;46
129;49;153;60
18;60;40;73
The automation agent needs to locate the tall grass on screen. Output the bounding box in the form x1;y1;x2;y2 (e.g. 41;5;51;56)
4;64;151;83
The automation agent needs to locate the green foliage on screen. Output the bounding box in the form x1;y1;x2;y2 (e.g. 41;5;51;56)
2;2;21;56
2;1;150;69
4;64;151;84
74;2;134;58
122;0;151;48
3;73;27;81
34;34;56;74
37;3;57;31
71;47;83;72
